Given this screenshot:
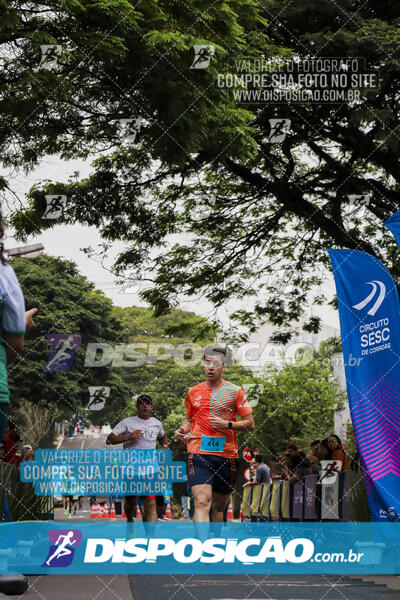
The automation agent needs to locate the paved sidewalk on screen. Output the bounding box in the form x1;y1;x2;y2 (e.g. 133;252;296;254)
15;575;132;600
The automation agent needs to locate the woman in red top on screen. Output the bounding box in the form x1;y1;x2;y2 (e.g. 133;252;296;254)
328;434;351;470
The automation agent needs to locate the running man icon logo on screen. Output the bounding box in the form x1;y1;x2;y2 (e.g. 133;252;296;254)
43;530;82;567
242;383;264;408
43;195;67;219
118;270;142;294
87;386;110;411
352;280;386;316
116;117;143;143
190;45;215;69
43;334;82;372
267;119;291;143
347;194;371;209
37;44;63;71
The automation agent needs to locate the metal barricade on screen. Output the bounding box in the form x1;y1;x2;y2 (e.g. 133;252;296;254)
242;470;370;522
0;462;54;521
241;485;252;518
260;483;271;519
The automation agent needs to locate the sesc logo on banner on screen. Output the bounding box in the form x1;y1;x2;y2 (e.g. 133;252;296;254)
352;280;386;316
352;280;391;358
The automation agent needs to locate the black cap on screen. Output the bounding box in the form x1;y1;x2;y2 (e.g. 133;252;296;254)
137;394;153;405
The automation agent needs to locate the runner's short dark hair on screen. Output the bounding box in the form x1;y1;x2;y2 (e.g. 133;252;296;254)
136;394;152;405
254;454;263;463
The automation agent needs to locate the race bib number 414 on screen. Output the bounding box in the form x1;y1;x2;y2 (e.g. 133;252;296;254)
200;436;225;452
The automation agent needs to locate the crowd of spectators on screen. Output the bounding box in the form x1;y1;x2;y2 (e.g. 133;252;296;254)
244;434;356;487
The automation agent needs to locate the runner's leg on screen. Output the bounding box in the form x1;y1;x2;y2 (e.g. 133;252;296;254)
211;491;231;522
142;496;157;522
124;496;137;522
191;484;212;521
211;456;238;522
156;495;165;519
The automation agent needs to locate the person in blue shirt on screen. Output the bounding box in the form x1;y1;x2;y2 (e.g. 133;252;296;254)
0;217;37;441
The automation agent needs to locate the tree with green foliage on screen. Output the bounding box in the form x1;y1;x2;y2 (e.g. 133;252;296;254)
0;0;279;176
7;258;258;445
246;354;345;458
8;254;131;430
111;306;216;343
10;1;400;341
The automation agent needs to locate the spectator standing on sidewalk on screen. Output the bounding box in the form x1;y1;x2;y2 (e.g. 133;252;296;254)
328;434;351;470
0;210;38;441
243;454;270;487
21;444;33;461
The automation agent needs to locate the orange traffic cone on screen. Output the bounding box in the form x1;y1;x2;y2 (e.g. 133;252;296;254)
102;503;109;519
110;502;116;519
90;503;100;519
122;509;126;519
165;501;172;520
136;505;141;519
181;509;185;519
227;502;234;521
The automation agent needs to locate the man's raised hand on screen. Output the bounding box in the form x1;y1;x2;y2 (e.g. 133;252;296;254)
174;427;186;440
130;430;143;439
25;308;38;331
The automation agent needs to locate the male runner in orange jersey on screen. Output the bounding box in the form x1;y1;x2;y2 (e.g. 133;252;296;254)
175;346;254;522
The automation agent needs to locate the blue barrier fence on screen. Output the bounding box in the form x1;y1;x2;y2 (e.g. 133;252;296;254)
241;471;370;521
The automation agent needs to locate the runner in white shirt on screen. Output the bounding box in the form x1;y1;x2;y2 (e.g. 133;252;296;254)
106;394;168;522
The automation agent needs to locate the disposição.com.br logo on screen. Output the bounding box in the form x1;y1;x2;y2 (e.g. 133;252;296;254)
42;529;82;567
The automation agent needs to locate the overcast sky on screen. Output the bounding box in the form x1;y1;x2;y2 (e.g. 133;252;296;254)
3;156;340;332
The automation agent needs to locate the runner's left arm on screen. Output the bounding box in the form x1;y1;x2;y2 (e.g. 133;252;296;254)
209;387;254;431
209;413;254;431
158;433;169;448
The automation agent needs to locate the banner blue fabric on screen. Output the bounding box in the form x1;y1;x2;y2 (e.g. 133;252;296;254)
329;248;400;522
384;209;400;245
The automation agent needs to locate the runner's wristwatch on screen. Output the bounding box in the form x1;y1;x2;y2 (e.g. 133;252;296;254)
227;421;233;429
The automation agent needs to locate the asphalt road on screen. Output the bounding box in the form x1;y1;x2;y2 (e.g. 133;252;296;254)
55;431;122;522
61;431;114;450
128;574;400;600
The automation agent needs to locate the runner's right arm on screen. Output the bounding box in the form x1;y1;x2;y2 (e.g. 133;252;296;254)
174;390;193;439
174;417;192;440
106;430;142;445
174;390;192;440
